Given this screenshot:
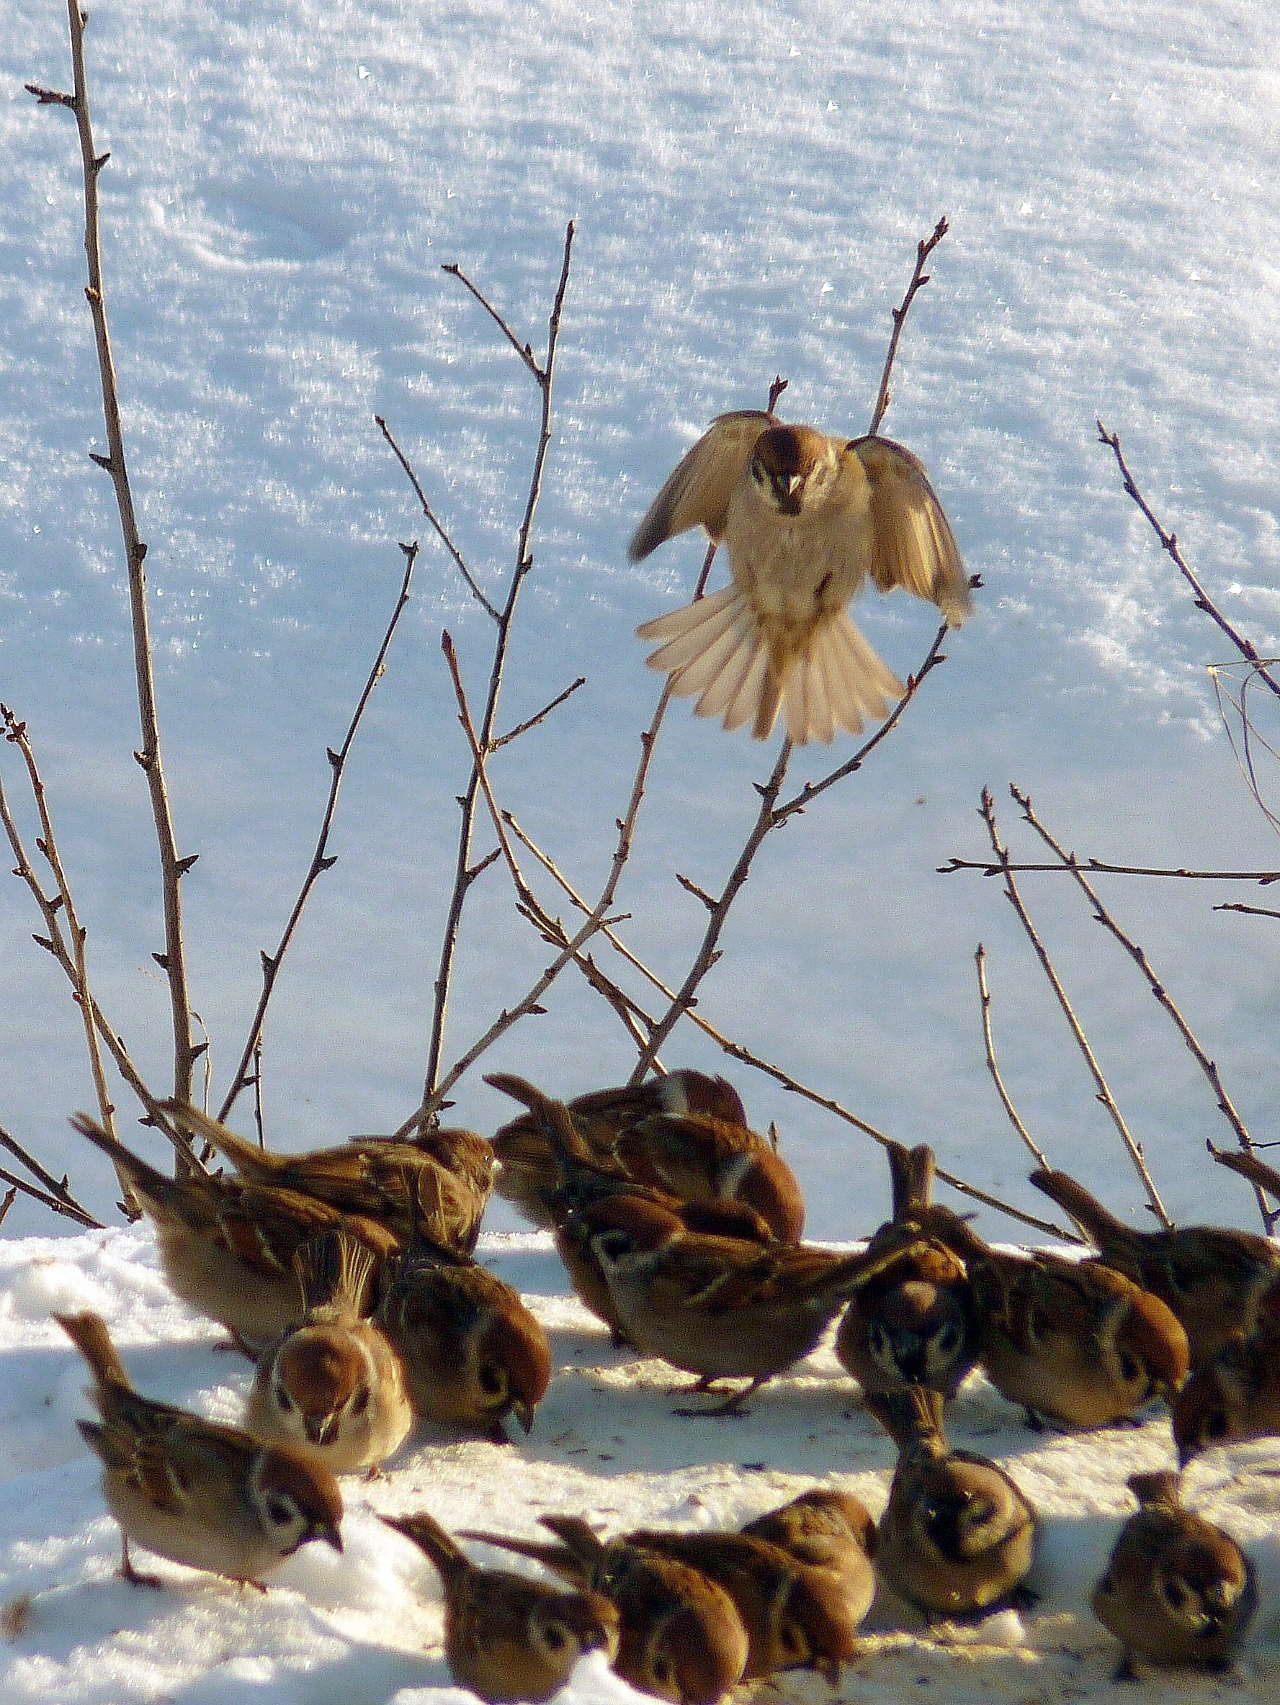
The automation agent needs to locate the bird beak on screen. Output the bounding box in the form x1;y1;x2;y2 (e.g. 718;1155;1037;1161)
511;1399;536;1435
317;1521;344;1554
305;1415;334;1446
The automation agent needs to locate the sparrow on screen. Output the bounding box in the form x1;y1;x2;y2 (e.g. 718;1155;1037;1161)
1092;1470;1256;1678
374;1235;550;1438
630;413;971;745
71;1113;398;1351
460;1517;750;1704
164;1099;492;1255
381;1509;619;1704
916;1202;1189;1428
742;1487;878;1581
587;1195;876;1413
864;1385;1036;1622
468;1515;861;1682
56;1310;344;1588
488;1071;804;1242
1030;1165;1280;1367
1172;1308;1280;1463
244;1229;412;1475
835;1141;979;1397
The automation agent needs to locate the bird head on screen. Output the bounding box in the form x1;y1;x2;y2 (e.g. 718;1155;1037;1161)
749;425;834;515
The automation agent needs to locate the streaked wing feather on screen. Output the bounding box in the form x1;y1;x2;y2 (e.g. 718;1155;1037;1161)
850;436;970;622
628;412;772;559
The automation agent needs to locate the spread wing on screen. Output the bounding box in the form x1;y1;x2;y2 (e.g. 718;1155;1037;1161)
848;435;972;624
628;411;772;560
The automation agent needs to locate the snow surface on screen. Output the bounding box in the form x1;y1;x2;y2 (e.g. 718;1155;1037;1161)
4;0;1280;1697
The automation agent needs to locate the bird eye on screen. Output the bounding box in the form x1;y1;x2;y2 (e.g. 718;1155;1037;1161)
266;1495;296;1529
274;1384;294;1414
651;1655;674;1690
350;1385;370;1417
1161;1576;1193;1615
542;1622;568;1652
935;1324;959;1353
478;1363;506;1399
1118;1350;1142;1384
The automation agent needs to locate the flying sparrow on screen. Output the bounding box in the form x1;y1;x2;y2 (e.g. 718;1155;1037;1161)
1030;1165;1280;1367
1092;1470;1256;1678
374;1236;550;1438
835;1141;978;1398
488;1071;803;1242
381;1509;619;1704
56;1310;344;1588
1172;1308;1280;1463
244;1229;412;1475
72;1113;397;1351
630;413;971;745
865;1385;1036;1622
916;1202;1189;1428
164;1098;492;1255
460;1517;750;1704
587;1195;875;1413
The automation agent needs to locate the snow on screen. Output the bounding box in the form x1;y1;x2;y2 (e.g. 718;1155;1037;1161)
3;0;1280;1697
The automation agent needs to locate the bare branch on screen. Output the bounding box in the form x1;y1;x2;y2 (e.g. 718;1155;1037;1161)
441;264;544;380
868;216;950;437
47;0;197;1108
216;542;420;1125
974;942;1051;1169
0;1120;101;1227
1098;420;1280;699
1011;784;1272;1233
939;855;1280;883
0;1185;16;1232
492;677;587;750
377;415;500;621
1215;901;1280;920
979;786;1172;1227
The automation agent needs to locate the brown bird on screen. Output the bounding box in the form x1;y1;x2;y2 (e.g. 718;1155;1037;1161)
588;1195;879;1413
865;1385;1036;1622
381;1510;619;1704
164;1099;492;1255
740;1490;878;1638
374;1236;550;1439
1173;1307;1280;1464
835;1141;978;1397
916;1202;1189;1428
1030;1165;1280;1367
463;1517;750;1705
1092;1470;1256;1678
245;1230;412;1475
488;1071;803;1242
631;413;971;744
72;1113;398;1352
57;1310;343;1588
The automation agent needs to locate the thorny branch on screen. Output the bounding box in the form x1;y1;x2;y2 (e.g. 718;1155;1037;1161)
974;942;1051;1170
978;786;1172;1227
1011;784;1274;1234
215;542;421;1127
31;1;198;1120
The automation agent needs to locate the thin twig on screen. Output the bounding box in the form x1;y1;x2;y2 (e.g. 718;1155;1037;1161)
1098;421;1280;700
419;222;576;1108
35;2;197;1111
0;1166;99;1229
868;217;950;437
500;807;1079;1243
974;943;1051;1169
1216;902;1280;920
377;416;500;622
939;856;1280;883
1011;783;1272;1233
0;1119;101;1226
979;786;1172;1227
0;1186;16;1233
216;542;420;1125
492;678;587;750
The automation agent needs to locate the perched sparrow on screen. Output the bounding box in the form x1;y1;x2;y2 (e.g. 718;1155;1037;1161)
488;1071;803;1242
461;1517;749;1704
1092;1470;1256;1678
917;1202;1189;1428
1030;1165;1280;1367
742;1487;878;1583
631;413;970;744
381;1510;619;1704
56;1310;343;1588
72;1113;397;1351
1173;1310;1280;1463
245;1229;412;1475
835;1142;978;1397
374;1237;550;1438
589;1195;873;1413
865;1385;1036;1622
164;1099;492;1255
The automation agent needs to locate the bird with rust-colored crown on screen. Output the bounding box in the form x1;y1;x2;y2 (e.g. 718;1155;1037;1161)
631;412;971;745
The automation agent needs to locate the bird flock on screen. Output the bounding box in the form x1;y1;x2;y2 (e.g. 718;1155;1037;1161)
55;1060;1280;1701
